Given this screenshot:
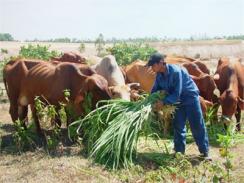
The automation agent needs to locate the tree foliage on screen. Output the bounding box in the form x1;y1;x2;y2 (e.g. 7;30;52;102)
95;33;106;56
19;44;61;60
79;42;85;53
0;33;14;41
107;42;157;65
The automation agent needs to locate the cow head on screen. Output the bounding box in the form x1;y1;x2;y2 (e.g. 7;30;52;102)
108;83;140;101
109;85;131;100
75;74;111;109
183;63;202;76
219;90;238;119
192;74;217;102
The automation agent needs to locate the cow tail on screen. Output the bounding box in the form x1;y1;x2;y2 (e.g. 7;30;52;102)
2;68;10;98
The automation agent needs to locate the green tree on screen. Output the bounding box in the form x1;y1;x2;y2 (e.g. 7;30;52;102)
0;33;14;41
19;44;60;60
107;42;157;65
95;33;105;56
79;42;85;53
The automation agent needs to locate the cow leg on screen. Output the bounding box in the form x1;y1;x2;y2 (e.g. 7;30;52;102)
65;106;77;128
54;106;62;128
31;105;43;137
235;106;241;131
17;105;28;130
9;101;19;122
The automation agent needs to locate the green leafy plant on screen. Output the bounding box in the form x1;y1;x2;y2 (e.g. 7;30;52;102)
217;127;235;182
0;48;8;54
107;42;157;65
34;97;62;152
70;92;176;169
19;44;60;60
13;120;37;152
0;57;11;82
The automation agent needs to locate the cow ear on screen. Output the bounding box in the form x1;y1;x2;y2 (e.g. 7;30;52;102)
127;82;140;90
218;58;224;66
85;77;94;91
238;97;244;109
213;74;220;81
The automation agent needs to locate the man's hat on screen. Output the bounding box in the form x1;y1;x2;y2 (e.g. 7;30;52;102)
145;52;165;67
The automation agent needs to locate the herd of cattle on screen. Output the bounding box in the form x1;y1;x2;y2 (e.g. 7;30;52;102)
2;51;244;135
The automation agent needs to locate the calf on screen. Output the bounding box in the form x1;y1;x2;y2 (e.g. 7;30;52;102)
214;58;244;131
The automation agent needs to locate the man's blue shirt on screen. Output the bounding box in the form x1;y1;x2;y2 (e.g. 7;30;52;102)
151;64;199;105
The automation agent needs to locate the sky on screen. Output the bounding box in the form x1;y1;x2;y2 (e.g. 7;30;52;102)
0;0;243;40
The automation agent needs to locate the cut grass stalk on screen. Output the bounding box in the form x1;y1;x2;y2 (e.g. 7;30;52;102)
69;92;176;169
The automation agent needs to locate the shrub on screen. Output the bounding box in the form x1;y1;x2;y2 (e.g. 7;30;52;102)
107;42;157;65
79;42;85;53
0;57;11;82
19;44;60;60
0;48;8;54
95;33;106;56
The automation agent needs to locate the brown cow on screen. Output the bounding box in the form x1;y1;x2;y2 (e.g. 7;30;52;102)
17;62;111;134
166;55;210;74
52;51;86;64
124;60;156;93
213;57;244;131
193;60;210;74
3;59;44;126
3;58;96;126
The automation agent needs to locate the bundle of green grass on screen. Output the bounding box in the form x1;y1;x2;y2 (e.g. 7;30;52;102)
69;91;176;169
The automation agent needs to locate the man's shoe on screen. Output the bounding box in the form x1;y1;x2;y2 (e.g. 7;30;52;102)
173;152;185;159
200;152;212;161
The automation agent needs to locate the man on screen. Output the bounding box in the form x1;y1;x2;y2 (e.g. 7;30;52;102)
146;53;210;159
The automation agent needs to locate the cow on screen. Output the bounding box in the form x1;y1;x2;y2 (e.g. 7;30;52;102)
91;55;139;101
17;62;111;134
124;60;156;93
3;58;96;126
213;57;244;131
193;60;210;74
166;55;210;74
51;51;87;64
3;59;44;126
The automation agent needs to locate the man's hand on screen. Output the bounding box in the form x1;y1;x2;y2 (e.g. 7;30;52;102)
153;101;164;111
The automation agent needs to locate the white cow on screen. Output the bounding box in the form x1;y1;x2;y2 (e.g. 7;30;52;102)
91;55;139;100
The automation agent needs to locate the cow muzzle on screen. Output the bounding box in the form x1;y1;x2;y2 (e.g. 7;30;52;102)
220;115;233;127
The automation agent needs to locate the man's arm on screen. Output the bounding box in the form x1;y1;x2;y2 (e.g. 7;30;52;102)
151;75;159;93
163;71;182;104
